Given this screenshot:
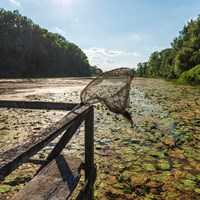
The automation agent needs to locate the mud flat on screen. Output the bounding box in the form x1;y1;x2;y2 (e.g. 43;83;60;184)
0;77;91;101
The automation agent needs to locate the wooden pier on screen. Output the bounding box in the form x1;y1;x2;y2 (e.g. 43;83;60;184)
0;100;96;200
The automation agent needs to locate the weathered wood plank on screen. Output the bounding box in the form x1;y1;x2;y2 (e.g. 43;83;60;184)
11;154;82;200
0;100;78;110
0;105;91;180
84;108;94;200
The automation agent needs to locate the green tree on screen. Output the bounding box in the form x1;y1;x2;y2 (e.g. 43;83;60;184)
147;52;161;77
90;65;103;75
138;15;200;83
136;62;148;77
0;8;93;78
159;48;174;78
172;16;200;76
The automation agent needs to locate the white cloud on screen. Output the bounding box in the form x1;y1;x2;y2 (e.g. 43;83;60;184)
131;33;143;40
83;47;139;71
50;26;67;36
124;33;150;42
84;47;139;58
9;0;21;7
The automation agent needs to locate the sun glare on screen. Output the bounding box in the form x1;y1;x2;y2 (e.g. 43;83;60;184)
49;0;80;13
51;0;73;7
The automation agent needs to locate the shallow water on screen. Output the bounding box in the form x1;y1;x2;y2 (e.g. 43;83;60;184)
0;78;200;199
93;78;200;199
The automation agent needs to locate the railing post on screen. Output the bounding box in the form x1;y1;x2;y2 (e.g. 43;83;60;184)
85;106;94;200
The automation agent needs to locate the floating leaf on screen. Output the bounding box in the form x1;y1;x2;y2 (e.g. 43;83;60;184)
99;182;105;188
38;153;45;159
194;188;200;194
143;163;156;171
131;165;143;172
0;184;12;192
181;179;196;190
185;173;196;180
158;159;171;170
98;173;108;180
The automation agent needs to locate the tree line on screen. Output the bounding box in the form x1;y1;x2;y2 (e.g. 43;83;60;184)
135;16;200;84
0;9;101;78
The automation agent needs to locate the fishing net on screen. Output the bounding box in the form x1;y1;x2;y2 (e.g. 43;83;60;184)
80;68;134;126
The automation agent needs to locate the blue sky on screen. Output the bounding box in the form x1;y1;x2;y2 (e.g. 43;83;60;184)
0;0;200;71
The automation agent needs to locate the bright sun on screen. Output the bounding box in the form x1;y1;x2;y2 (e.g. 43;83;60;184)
50;0;77;10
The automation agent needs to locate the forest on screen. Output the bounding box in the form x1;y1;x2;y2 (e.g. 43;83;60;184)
0;9;100;78
135;16;200;85
1;8;199;83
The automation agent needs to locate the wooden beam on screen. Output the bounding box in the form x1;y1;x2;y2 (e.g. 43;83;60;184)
84;107;94;200
11;154;81;200
0;105;91;180
0;100;78;111
77;165;97;200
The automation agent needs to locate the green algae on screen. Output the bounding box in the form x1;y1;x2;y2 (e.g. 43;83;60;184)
144;193;155;200
151;171;171;181
1;78;200;199
185;173;196;180
99;182;106;189
0;185;12;193
148;151;165;159
196;174;200;181
112;183;125;190
181;179;196;190
183;165;192;170
114;79;200;198
164;191;179;199
158;159;171;170
131;165;143;172
194;188;200;194
98;173;108;180
143;163;156;171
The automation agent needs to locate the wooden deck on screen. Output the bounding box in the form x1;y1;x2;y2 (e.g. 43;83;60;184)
0;100;96;200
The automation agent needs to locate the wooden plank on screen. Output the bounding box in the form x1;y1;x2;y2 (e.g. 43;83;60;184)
11;154;82;200
0;105;91;180
0;100;78;111
84;107;94;200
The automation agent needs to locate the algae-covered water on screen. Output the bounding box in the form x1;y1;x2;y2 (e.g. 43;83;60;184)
0;78;200;200
93;78;200;200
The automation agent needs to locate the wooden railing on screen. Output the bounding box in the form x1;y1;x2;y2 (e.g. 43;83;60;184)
0;100;96;200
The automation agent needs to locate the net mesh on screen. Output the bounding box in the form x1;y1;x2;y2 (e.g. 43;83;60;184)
80;68;134;126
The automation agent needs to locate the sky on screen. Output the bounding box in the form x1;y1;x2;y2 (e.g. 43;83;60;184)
0;0;200;71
